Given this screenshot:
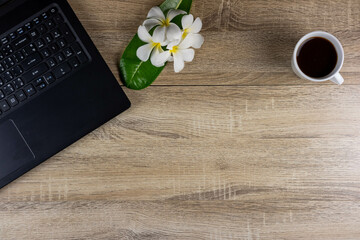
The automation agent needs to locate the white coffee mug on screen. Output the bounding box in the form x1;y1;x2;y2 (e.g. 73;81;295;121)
292;31;344;85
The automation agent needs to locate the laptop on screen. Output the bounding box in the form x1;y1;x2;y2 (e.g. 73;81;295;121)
0;0;131;189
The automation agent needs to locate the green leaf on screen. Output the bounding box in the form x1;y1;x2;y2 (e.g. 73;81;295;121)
119;0;193;90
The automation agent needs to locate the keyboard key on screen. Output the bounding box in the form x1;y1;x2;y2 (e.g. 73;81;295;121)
33;17;41;25
53;14;64;24
57;38;67;48
24;22;32;31
0;78;3;87
49;7;58;15
68;57;80;68
1;37;9;45
9;32;17;41
0;51;4;60
24;84;36;96
0;90;4;99
63;48;73;58
21;52;43;71
0;63;4;73
49;43;59;53
13;77;24;89
47;58;57;68
40;48;51;58
22;63;48;83
36;82;47;90
72;43;88;63
53;62;71;79
16;27;25;35
44;72;55;84
15;90;27;102
41;12;49;20
3;83;15;95
37;24;47;34
35;39;45;49
44;34;53;44
7;95;18;107
45;19;55;29
54;52;65;62
0;100;10;112
29;29;39;39
12;35;31;50
51;29;62;39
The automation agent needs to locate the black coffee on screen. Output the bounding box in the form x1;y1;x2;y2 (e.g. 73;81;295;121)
297;37;338;78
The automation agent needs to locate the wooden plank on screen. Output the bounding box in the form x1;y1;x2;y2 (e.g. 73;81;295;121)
0;201;359;240
1;86;359;202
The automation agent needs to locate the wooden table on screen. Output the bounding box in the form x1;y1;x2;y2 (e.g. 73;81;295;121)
1;0;360;239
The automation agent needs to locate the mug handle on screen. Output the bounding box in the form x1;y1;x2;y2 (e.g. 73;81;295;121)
330;73;344;85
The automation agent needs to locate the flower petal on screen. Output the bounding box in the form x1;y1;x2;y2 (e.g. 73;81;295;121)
167;40;179;50
166;23;182;42
136;43;154;62
167;9;186;21
173;52;185;73
180;48;195;62
147;6;165;20
143;18;161;31
179;33;204;49
150;47;163;67
178;34;193;49
153;26;166;43
137;25;152;43
181;14;194;29
189;17;202;33
152;50;171;67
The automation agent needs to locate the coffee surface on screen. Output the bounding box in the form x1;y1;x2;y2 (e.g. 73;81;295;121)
297;37;338;78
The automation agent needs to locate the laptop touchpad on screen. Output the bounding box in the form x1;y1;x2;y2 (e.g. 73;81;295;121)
0;120;35;179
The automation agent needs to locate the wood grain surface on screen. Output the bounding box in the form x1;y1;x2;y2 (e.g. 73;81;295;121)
1;0;360;239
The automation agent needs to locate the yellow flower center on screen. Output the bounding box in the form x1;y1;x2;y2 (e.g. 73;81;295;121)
182;28;189;39
160;18;170;27
152;42;162;49
169;46;179;54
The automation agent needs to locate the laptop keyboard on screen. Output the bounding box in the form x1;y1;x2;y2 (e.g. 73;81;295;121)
0;5;90;117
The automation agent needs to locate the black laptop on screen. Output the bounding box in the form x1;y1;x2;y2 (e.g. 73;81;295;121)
0;0;131;189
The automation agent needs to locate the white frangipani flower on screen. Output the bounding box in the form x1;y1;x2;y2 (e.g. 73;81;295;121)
156;35;197;73
136;25;169;67
181;14;204;49
143;6;185;42
136;9;204;73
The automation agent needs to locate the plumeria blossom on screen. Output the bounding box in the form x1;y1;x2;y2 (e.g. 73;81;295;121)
143;6;186;42
153;15;205;73
136;7;204;73
156;35;200;73
136;25;168;67
180;14;204;49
